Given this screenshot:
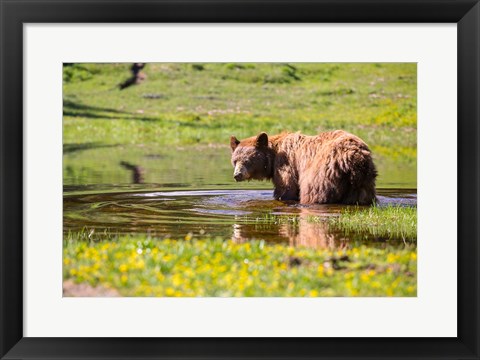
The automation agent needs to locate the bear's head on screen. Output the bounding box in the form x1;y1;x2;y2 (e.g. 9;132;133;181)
230;132;274;182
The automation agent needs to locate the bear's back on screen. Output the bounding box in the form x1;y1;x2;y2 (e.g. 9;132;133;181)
272;130;376;205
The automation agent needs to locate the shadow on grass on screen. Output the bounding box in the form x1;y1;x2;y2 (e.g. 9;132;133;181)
63;142;121;154
173;119;225;130
63;100;128;114
63;99;159;122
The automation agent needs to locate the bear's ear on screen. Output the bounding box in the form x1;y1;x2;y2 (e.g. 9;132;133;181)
230;136;240;151
256;132;269;148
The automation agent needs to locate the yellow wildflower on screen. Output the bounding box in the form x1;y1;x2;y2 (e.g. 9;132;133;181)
119;264;128;273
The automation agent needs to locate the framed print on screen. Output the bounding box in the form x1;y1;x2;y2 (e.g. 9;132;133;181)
1;0;479;359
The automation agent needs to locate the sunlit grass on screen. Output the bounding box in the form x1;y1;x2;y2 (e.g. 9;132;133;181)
63;63;417;188
322;205;417;240
63;232;416;297
63;63;416;163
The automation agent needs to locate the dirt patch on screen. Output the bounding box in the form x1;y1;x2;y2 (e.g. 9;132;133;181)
63;280;121;297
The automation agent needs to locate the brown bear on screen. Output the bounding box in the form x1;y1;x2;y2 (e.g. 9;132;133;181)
230;130;377;205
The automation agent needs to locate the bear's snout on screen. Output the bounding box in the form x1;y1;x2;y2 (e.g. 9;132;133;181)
233;163;248;182
233;172;244;181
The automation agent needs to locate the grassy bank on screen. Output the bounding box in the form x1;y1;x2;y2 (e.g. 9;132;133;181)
323;205;417;240
64;233;416;297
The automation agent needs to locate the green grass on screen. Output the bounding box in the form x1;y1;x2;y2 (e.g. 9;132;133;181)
63;233;416;297
63;63;416;167
63;63;417;188
321;205;417;240
240;213;300;225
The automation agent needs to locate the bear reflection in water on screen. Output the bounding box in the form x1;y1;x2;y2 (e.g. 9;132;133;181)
232;208;350;250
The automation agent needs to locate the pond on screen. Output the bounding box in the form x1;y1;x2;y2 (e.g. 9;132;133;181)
64;145;417;248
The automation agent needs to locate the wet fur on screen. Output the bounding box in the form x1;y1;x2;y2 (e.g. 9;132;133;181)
230;130;377;205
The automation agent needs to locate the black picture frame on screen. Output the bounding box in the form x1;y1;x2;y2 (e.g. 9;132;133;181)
1;1;479;359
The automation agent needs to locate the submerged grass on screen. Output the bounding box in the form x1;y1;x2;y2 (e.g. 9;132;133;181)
323;205;417;240
64;232;416;297
240;213;300;225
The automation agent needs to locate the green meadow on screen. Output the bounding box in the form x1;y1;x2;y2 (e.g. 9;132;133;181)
64;233;416;297
64;63;416;160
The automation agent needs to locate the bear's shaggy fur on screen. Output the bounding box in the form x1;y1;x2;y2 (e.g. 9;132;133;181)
230;130;377;205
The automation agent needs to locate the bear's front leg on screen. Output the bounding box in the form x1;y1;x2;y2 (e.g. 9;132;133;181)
273;185;299;201
272;153;299;201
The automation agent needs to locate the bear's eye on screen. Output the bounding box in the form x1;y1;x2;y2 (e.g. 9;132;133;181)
233;160;237;166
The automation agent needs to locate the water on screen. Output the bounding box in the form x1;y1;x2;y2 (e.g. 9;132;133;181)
64;145;417;248
64;188;416;248
63;145;416;190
